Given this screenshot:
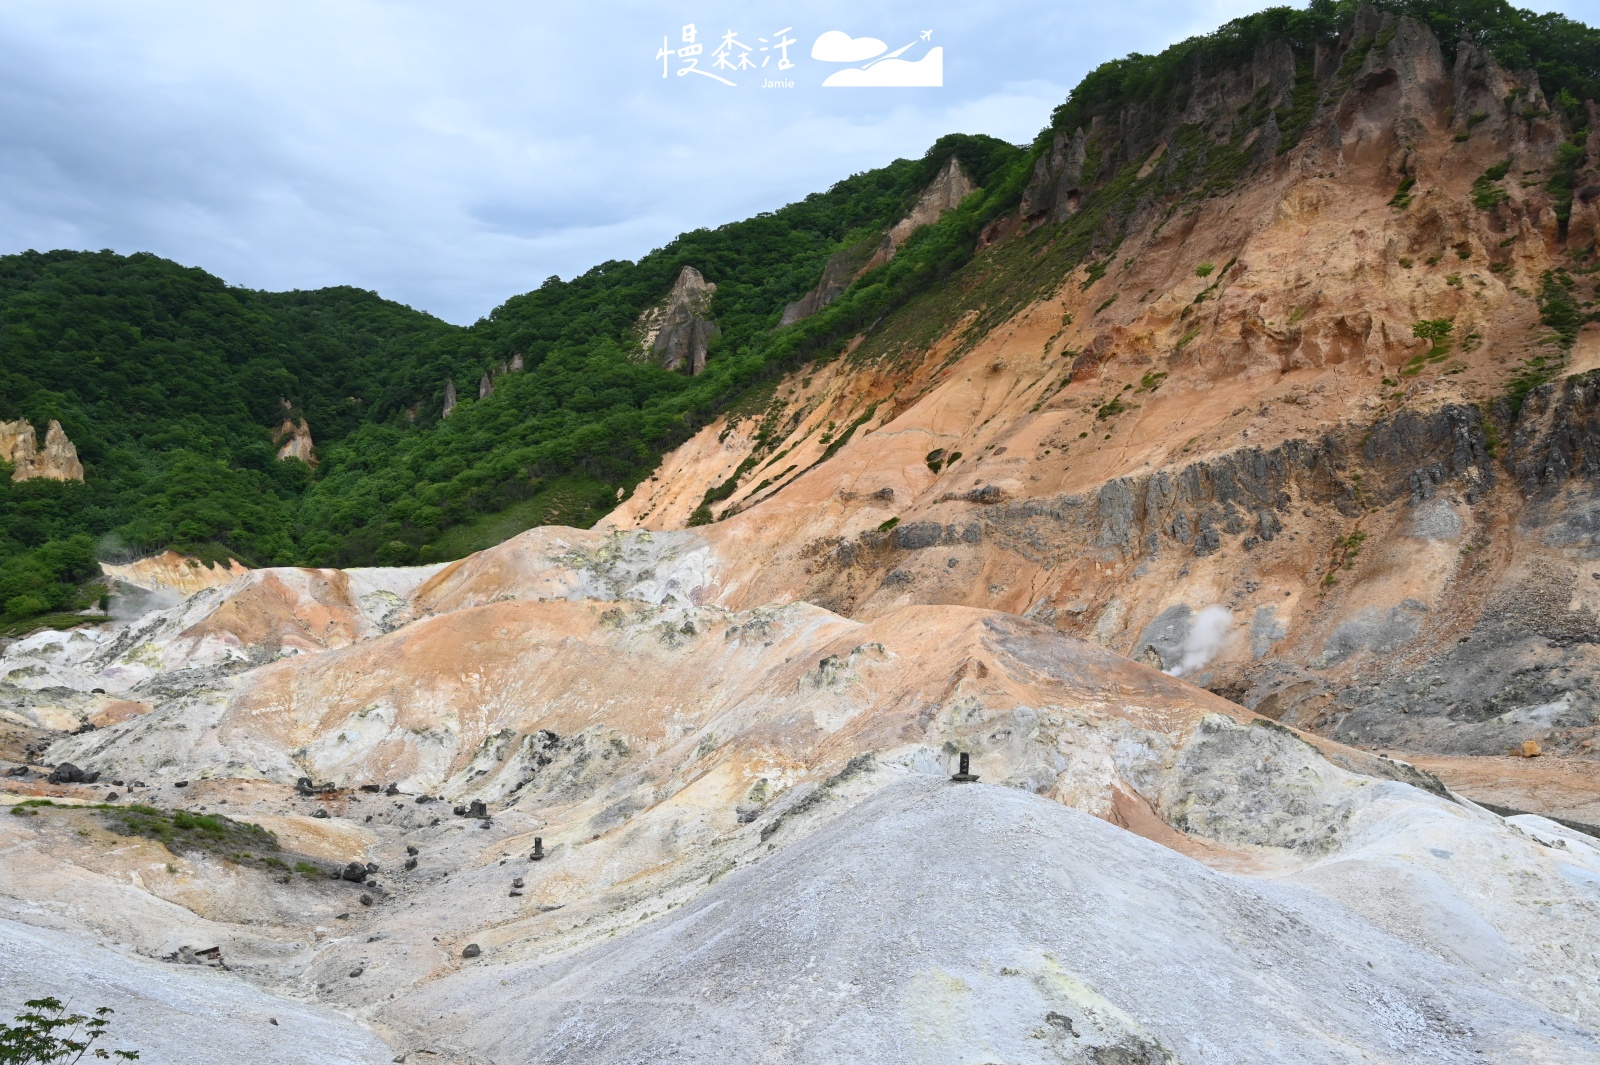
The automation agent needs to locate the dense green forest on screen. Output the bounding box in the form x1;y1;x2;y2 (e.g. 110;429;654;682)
1;0;1595;630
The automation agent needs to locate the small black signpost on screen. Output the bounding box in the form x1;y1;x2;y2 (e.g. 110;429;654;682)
950;752;979;783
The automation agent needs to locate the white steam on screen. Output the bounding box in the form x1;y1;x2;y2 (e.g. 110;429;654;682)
1165;605;1234;678
107;585;182;624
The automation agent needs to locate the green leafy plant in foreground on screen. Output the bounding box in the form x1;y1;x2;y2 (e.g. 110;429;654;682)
0;998;139;1063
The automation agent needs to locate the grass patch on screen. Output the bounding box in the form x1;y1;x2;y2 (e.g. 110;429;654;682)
1471;159;1512;210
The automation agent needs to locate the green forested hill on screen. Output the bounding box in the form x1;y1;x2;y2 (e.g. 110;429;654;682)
0;135;1021;620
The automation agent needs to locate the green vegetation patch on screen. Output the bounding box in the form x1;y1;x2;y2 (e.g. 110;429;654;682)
1471;160;1512;210
100;803;280;860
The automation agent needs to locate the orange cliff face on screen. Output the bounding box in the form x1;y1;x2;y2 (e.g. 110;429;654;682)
607;10;1600;760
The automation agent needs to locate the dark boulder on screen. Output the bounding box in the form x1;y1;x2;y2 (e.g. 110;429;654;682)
47;763;96;785
341;862;369;883
461;943;481;959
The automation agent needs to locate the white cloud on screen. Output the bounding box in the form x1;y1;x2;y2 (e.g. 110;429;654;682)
810;30;888;63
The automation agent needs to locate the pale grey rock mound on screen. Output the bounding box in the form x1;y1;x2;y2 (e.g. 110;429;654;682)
398;777;1600;1064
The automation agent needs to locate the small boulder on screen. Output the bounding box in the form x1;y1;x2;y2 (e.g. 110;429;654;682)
360;784;382;793
468;799;488;819
404;858;418;871
341;862;369;883
105;791;119;802
461;944;481;959
1520;740;1542;758
512;877;525;889
405;845;419;856
384;783;399;796
47;763;88;785
312;809;330;819
174;780;189;788
349;967;364;978
359;895;373;907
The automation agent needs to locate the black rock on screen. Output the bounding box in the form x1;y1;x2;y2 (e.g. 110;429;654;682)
174;781;189;788
349;967;364;978
467;800;488;819
105;792;119;802
312;809;330;819
414;795;431;805
342;862;369;883
452;805;466;817
404;858;417;871
91;687;105;694
511;877;524;888
295;776;315;796
461;944;481;959
479;819;492;829
359;895;373;907
360;784;382;793
384;783;399;796
365;862;378;874
4;766;28;778
47;763;88;785
113;780;125;787
405;845;418;856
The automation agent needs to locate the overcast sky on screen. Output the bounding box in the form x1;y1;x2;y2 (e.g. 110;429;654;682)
2;0;1596;324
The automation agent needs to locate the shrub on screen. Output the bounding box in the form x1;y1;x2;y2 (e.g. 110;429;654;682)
0;997;140;1062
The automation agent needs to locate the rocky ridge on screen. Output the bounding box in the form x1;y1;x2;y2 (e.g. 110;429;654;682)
0;418;84;481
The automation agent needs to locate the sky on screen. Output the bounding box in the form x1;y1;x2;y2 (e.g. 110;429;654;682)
2;0;1597;324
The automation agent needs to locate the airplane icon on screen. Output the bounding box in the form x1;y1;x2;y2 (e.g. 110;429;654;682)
920;30;932;40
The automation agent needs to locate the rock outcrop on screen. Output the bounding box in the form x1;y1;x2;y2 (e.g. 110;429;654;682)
636;265;719;374
441;378;458;418
781;157;978;327
273;416;316;465
0;419;83;481
862;156;977;273
778;244;870;327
